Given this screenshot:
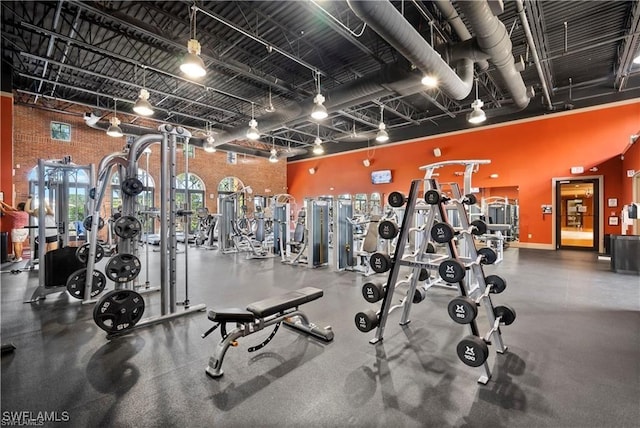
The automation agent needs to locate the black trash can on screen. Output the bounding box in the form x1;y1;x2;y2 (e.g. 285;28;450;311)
604;234;611;255
0;232;8;262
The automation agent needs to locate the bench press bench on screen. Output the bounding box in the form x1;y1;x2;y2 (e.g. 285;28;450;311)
203;286;334;377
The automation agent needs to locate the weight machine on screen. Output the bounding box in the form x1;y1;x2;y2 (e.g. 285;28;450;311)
305;197;330;268
24;157;96;303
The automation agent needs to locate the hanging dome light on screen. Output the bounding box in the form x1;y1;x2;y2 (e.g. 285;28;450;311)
203;135;216;153
310;71;328;120
468;99;486;124
376;123;389;143
269;148;278;163
421;75;438;88
133;88;154;116
312;136;324;155
180;8;206;78
106;116;123;138
246;119;260;140
375;104;389;143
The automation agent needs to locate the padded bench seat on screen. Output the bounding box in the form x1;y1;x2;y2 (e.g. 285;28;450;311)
207;287;324;323
246;287;323;318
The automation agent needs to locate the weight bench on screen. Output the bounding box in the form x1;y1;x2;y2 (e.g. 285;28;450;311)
203;287;334;378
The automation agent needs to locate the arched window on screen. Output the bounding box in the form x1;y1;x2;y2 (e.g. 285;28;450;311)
176;173;205;233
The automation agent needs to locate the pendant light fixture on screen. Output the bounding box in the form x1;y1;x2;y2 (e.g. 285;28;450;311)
133;66;154;116
106;99;124;138
268;137;278;163
180;6;206;78
312;123;324;155
203;122;216;153
246;102;260;140
310;71;328;120
265;87;275;113
375;104;389;143
468;78;486;124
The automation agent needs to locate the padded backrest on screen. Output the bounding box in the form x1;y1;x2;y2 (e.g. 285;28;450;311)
362;215;380;253
293;222;304;243
255;218;265;242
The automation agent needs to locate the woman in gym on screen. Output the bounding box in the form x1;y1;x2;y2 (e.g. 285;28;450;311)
0;200;30;262
25;196;59;253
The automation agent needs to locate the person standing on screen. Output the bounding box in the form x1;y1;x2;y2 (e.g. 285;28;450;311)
25;196;59;253
0;200;30;262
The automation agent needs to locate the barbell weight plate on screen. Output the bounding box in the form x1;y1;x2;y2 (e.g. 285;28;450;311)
426;242;436;253
424;189;440;205
413;287;427;304
387;192;406;208
83;215;105;231
478;247;498;265
418;268;429;282
494;305;517;326
362;282;385;303
89;187;97;200
105;253;142;283
66;268;107;300
464;193;478;205
113;215;142;239
438;259;466;283
369;252;393;274
431;222;455;244
354;309;379;333
485;274;507;294
93;289;145;334
447;296;478;324
378;220;399;240
456;335;489;367
75;242;105;264
121;177;145;196
470;220;488;236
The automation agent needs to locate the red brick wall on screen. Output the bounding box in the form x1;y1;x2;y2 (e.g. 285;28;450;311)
9;103;287;220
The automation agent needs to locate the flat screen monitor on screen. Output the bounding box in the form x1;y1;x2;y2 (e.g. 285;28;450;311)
371;169;392;184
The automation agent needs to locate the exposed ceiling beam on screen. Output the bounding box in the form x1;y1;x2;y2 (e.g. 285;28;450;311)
614;0;640;90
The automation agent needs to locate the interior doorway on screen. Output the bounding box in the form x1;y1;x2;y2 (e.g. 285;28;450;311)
555;179;599;250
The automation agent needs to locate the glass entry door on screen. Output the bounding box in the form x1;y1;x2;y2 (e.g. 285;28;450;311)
556;179;599;250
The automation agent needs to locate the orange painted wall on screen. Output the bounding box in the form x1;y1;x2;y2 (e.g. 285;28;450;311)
288;100;640;245
0;93;13;237
621;131;640;204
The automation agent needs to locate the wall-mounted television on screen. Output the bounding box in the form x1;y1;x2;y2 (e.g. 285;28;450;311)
371;169;392;184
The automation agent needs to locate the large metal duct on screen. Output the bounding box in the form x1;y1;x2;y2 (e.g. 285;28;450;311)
456;0;531;109
347;0;474;100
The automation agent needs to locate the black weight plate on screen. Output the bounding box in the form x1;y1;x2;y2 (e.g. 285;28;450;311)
478;247;497;265
426;242;436;253
354;309;379;333
456;335;489;367
418;268;429;282
93;289;145;334
424;189;440;205
438;259;466;283
378;220;399;240
413;287;427;304
464;193;477;205
470;220;487;235
387;192;406;208
76;243;105;264
113;215;142;239
105;254;142;283
89;187;97;200
431;222;455;244
362;282;385;303
494;305;516;326
121;177;145;196
485;274;507;294
66;268;107;300
369;252;392;274
83;215;105;231
447;296;478;324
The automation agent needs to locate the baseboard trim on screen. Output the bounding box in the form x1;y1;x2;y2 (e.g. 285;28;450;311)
512;242;555;250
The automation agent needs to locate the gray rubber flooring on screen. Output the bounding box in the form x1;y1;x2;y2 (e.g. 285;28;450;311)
1;246;639;427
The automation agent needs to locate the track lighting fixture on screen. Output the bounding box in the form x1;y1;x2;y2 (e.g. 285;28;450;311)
106;99;123;138
310;71;328;120
468;78;486;124
246;103;260;140
180;7;206;78
375;104;389;143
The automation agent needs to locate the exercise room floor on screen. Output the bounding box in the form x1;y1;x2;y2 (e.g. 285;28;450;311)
1;247;639;427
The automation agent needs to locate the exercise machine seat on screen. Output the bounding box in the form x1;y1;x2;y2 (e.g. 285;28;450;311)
246;287;323;318
208;308;255;323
